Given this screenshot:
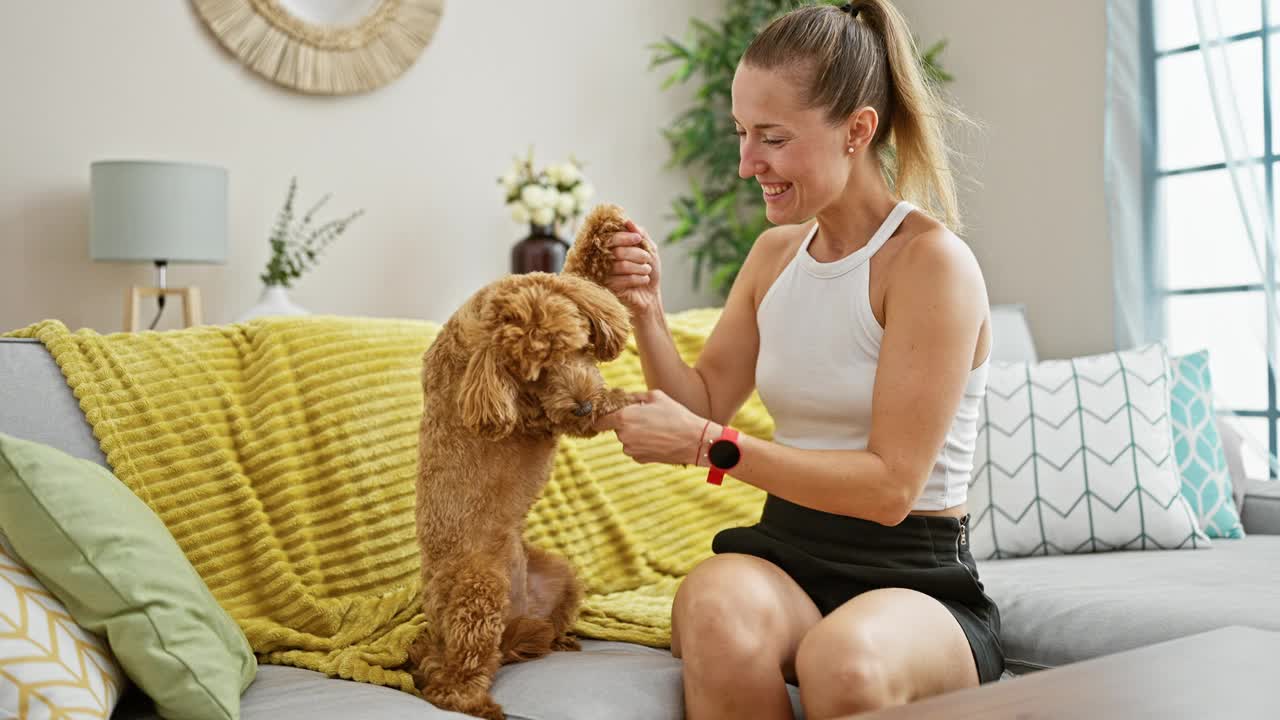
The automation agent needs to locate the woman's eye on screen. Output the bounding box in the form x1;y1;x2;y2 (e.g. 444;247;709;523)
763;137;784;146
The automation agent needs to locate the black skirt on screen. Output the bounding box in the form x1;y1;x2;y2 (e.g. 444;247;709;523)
711;494;1005;684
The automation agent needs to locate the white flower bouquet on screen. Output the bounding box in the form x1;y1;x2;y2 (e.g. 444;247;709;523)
499;148;595;235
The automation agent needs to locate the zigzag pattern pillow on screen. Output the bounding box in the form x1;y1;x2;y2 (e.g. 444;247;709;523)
1170;351;1245;538
968;343;1209;560
0;535;126;719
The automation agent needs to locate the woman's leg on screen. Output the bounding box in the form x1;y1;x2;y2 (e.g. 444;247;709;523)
794;587;979;719
671;553;821;720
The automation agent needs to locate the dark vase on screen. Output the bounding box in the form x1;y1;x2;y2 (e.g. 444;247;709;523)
511;223;569;274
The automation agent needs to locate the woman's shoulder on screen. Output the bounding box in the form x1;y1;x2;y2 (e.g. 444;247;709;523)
742;222;811;299
882;214;987;326
749;222;810;269
889;212;981;283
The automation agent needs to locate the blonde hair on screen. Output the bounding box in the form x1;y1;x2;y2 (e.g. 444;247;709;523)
742;0;970;231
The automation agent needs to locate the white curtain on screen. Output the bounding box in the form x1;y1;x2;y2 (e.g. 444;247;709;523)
1106;0;1280;480
1107;0;1162;350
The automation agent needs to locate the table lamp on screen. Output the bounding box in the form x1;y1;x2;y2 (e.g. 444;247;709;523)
89;160;228;331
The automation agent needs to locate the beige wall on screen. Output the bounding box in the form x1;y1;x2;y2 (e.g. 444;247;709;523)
897;0;1113;359
2;1;1112;359
0;0;721;334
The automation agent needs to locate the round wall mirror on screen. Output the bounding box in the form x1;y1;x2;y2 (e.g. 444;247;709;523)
191;0;446;95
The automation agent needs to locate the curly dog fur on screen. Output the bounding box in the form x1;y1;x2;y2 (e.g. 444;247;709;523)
563;202;629;285
408;204;633;719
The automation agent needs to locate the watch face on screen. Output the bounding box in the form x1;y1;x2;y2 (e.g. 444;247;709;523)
708;439;740;469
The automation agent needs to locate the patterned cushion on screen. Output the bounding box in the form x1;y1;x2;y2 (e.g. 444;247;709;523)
968;343;1210;559
1169;351;1245;538
0;432;256;720
0;534;126;719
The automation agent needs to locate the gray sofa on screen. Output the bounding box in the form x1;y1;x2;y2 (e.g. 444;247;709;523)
3;330;1279;720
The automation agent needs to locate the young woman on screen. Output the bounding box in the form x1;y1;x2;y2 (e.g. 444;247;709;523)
594;2;1002;718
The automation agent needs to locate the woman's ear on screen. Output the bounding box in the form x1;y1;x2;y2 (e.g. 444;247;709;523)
846;106;880;152
459;343;518;439
553;275;631;361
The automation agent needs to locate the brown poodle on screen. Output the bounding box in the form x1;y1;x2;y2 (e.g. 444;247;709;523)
408;205;635;720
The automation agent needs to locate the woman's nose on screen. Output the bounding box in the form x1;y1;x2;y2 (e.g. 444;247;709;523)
739;151;765;180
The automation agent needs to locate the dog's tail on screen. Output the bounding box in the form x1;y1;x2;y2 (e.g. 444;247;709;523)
562;203;630;287
499;616;557;664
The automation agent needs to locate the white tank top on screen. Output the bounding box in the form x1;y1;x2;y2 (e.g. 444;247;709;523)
754;201;988;511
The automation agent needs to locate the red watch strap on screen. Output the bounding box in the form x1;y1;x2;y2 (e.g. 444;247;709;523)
705;426;740;486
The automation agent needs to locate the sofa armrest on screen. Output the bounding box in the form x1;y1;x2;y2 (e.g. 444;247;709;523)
1241;478;1280;535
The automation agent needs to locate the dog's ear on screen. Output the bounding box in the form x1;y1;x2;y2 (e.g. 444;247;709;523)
553;274;631;361
459;343;518;439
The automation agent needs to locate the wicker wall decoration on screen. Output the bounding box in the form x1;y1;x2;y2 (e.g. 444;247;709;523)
191;0;445;95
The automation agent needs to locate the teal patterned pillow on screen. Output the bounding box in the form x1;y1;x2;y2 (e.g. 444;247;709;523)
1169;351;1245;538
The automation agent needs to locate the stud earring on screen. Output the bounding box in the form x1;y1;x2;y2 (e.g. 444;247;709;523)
847;146;855;153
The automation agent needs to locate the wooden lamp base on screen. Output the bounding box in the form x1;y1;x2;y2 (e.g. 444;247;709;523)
125;286;202;332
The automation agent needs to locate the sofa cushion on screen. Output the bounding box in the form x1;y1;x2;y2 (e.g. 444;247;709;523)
1241;478;1280;534
111;664;467;720
1169;350;1245;538
979;535;1280;674
0;339;105;466
969;343;1209;559
111;641;806;720
990;304;1039;364
0;432;257;720
1;533;127;719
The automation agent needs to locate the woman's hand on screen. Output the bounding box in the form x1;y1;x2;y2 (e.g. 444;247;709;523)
606;220;663;317
594;390;709;466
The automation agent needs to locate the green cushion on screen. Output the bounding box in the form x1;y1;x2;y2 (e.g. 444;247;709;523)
0;432;256;720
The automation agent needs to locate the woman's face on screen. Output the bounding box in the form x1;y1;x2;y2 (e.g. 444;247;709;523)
732;63;873;226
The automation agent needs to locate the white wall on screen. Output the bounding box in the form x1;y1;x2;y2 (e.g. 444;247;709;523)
2;1;1114;359
897;0;1112;359
0;0;721;334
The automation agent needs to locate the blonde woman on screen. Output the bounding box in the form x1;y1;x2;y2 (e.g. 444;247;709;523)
595;1;1002;717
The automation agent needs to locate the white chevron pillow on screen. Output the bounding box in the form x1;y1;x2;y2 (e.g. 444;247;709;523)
0;534;126;719
967;343;1210;560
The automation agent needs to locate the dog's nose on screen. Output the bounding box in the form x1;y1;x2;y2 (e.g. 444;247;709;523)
573;400;593;417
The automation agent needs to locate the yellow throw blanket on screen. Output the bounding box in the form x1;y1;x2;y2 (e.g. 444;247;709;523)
6;309;772;693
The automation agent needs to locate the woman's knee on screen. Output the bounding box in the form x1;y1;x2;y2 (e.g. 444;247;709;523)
671;555;800;664
795;622;902;715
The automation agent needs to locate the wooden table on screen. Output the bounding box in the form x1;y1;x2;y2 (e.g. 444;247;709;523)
854;626;1278;719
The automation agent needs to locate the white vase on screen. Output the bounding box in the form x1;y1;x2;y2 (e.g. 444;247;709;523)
237;284;310;322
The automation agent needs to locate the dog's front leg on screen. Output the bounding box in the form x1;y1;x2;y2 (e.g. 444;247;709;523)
416;560;511;720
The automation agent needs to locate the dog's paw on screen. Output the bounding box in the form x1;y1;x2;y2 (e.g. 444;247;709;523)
471;699;508;720
551;633;582;652
597;387;635;417
424;689;505;720
421;678;505;720
452;695;506;720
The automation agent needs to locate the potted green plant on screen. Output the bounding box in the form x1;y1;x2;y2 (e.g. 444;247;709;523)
239;178;364;321
649;0;952;297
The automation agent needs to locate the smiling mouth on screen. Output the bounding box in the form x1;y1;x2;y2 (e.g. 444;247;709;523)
762;182;792;197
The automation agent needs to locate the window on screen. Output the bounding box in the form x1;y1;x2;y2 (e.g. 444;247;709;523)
1149;0;1278;478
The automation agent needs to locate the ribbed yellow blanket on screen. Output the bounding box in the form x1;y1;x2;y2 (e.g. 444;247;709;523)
6;310;772;693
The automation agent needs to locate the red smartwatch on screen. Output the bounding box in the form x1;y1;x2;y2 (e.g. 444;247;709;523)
705;426;741;486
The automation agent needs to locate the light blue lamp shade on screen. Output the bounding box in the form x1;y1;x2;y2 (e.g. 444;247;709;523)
89;160;228;264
